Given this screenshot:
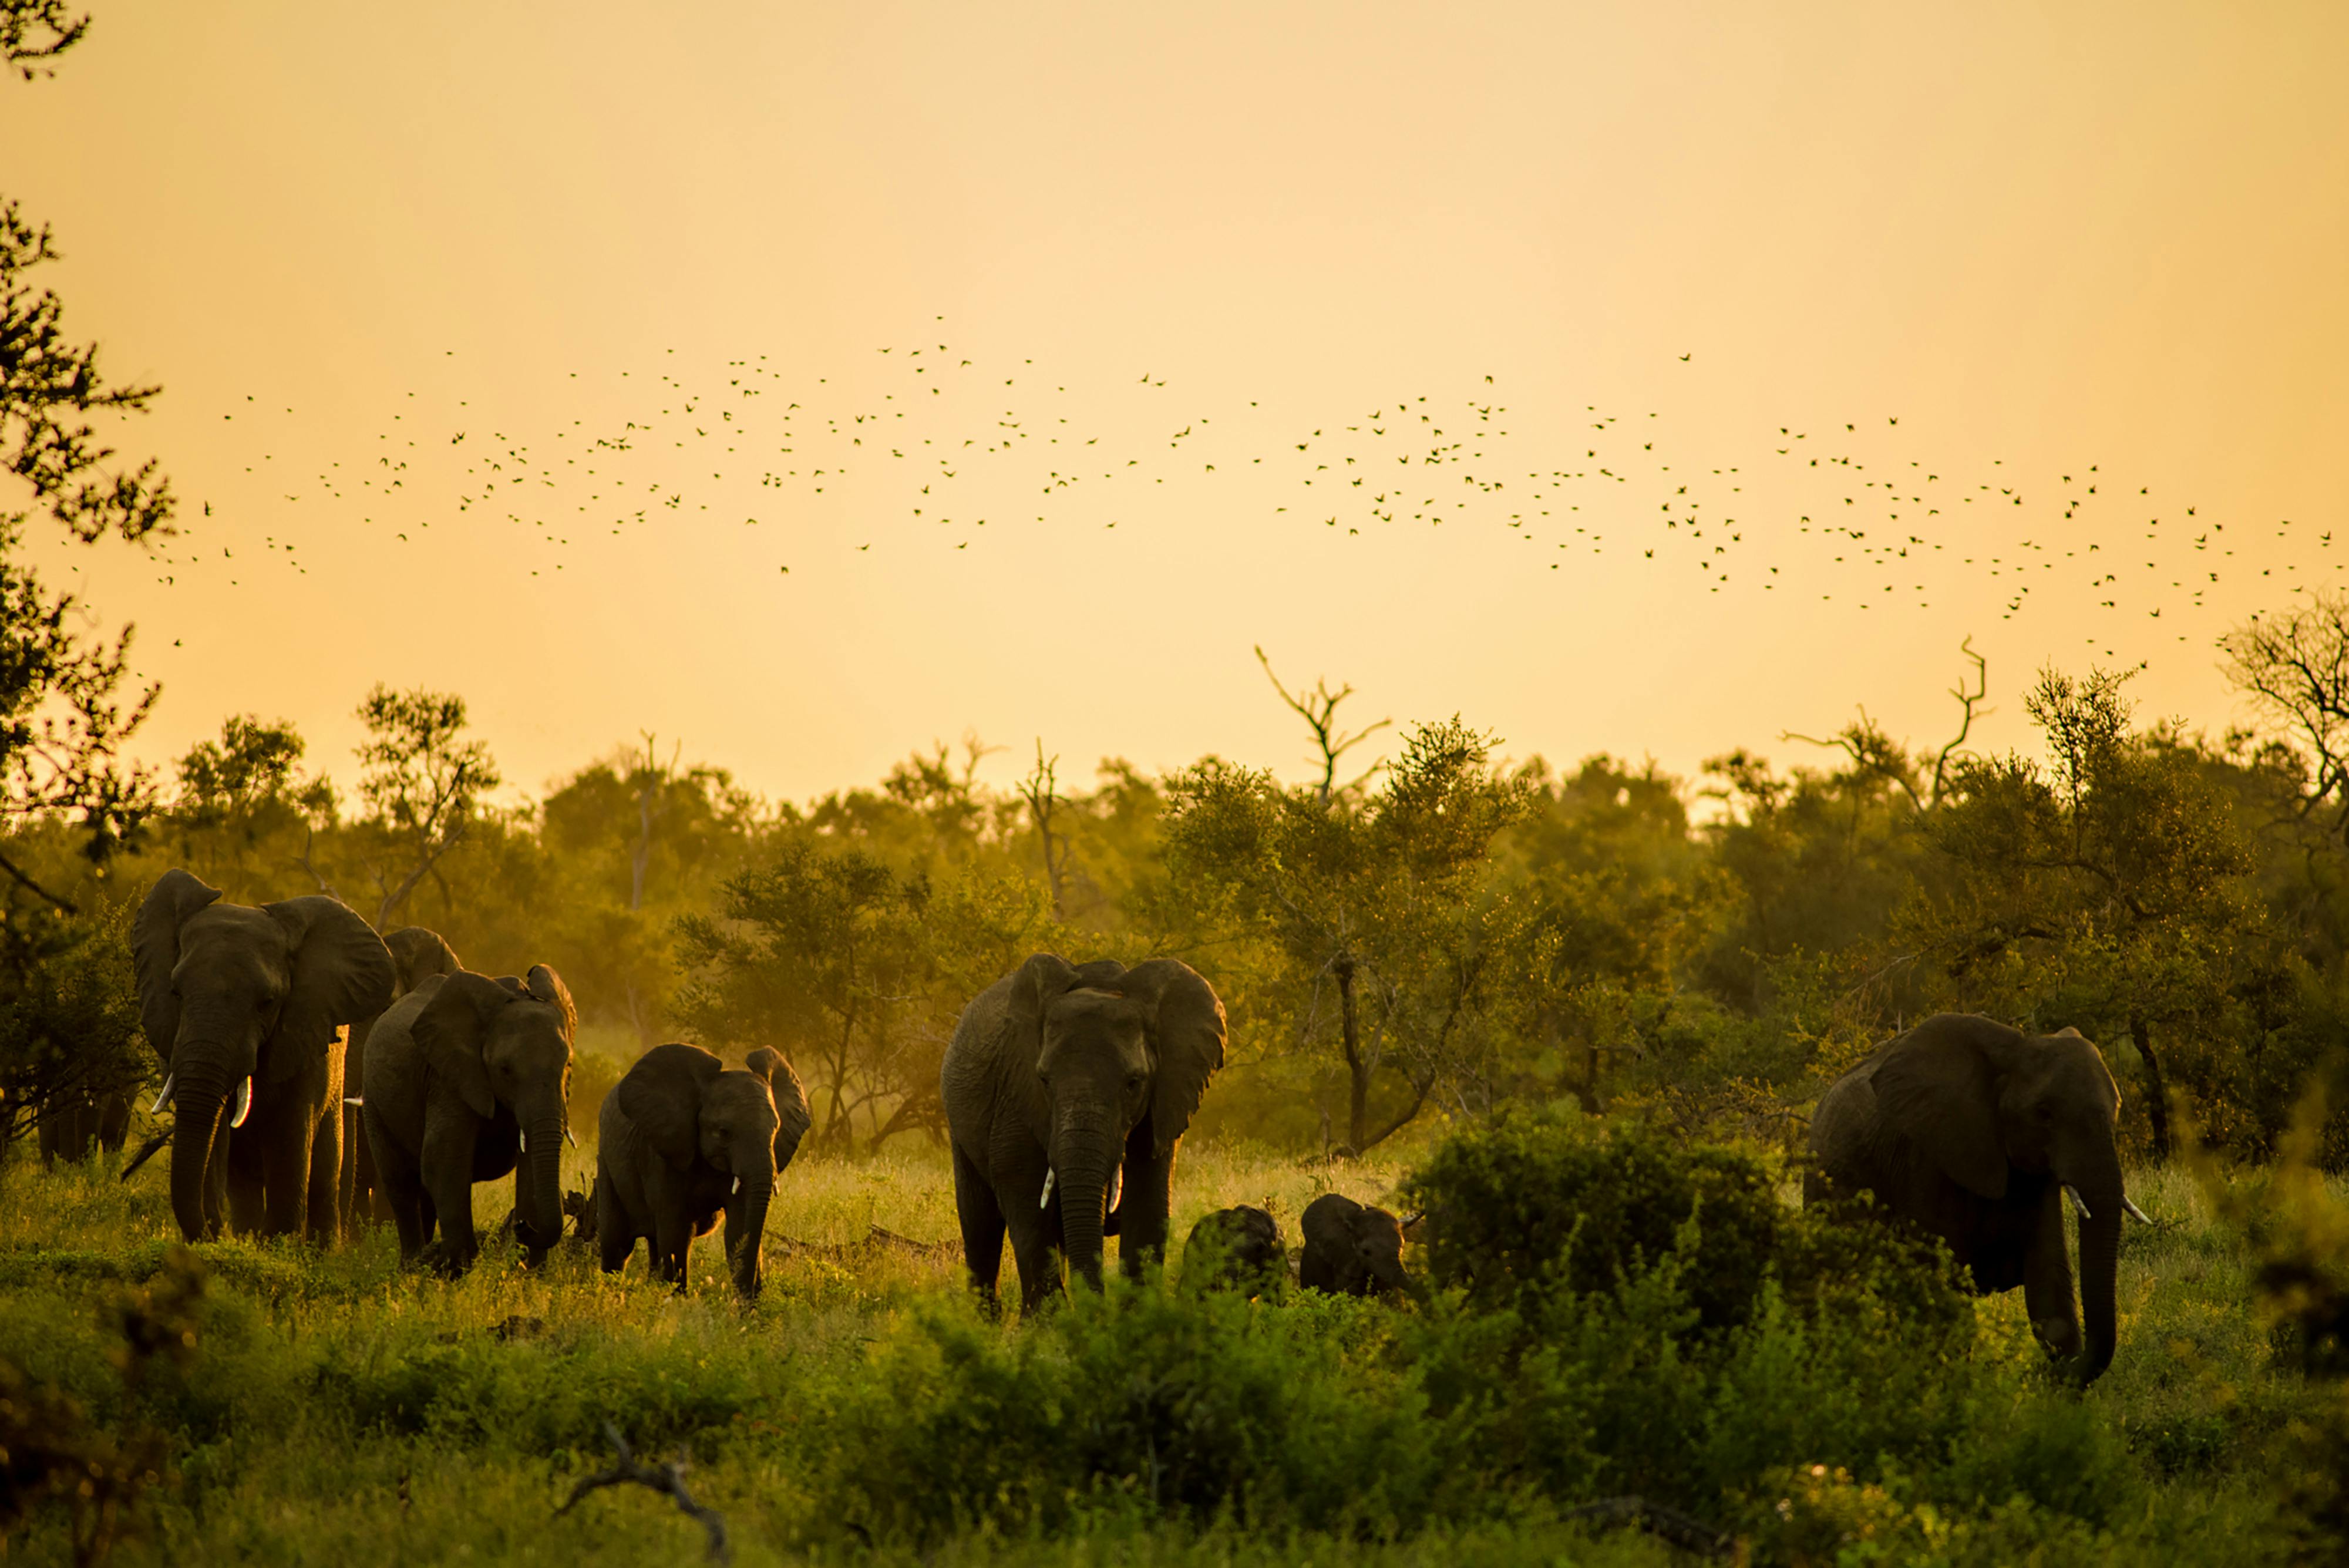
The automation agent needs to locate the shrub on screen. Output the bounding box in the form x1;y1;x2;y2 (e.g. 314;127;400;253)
810;1277;1438;1545
1403;1108;1782;1333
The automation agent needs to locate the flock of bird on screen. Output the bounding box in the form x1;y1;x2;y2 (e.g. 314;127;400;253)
169;325;2334;665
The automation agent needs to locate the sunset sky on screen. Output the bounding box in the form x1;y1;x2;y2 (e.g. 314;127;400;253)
9;2;2346;806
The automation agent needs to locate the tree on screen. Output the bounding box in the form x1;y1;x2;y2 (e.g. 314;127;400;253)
672;837;1061;1155
1905;668;2261;1159
350;685;501;927
2223;593;2349;852
1;8;174;1147
1164;716;1536;1153
163;716;334;899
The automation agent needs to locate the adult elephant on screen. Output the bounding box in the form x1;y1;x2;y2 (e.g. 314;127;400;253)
133;869;396;1243
942;953;1225;1312
362;964;576;1272
595;1043;812;1298
1806;1012;2150;1385
341;926;463;1230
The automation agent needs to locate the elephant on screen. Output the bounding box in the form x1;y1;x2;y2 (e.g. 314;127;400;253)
133;869;396;1243
1806;1012;2151;1385
595;1043;812;1298
341;926;463;1231
38;1085;132;1168
1299;1193;1417;1299
362;963;576;1272
942;953;1226;1313
1182;1204;1287;1298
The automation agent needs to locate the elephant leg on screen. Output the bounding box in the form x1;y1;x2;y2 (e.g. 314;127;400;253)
305;1093;343;1247
99;1092;129;1154
226;1122;267;1235
338;1103;360;1234
2023;1186;2082;1360
260;1099;319;1240
421;1124;480;1274
652;1206;694;1293
1001;1179;1064;1315
596;1173;637;1274
951;1141;1007;1303
1115;1130;1174;1280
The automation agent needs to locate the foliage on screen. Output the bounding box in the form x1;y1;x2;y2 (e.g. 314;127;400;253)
0;896;144;1146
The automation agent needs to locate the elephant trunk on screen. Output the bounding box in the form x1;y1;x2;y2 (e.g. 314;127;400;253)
2074;1179;2123;1385
168;1062;231;1242
1054;1118;1118;1291
524;1109;566;1252
732;1166;774;1296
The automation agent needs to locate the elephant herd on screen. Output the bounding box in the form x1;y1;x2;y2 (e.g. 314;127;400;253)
68;871;2150;1378
122;869;812;1297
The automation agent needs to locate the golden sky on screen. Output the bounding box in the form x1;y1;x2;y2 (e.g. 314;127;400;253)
10;2;2347;805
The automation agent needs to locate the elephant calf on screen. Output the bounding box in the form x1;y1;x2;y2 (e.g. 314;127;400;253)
363;964;577;1273
1300;1193;1418;1300
1182;1205;1287;1298
595;1043;812;1299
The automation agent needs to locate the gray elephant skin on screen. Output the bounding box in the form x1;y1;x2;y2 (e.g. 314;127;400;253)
943;954;1226;1311
1300;1193;1416;1299
1182;1204;1286;1298
341;925;463;1230
1807;1011;2141;1384
133;869;396;1243
595;1043;812;1298
362;964;576;1271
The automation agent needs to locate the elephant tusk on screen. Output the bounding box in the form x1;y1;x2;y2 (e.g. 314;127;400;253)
150;1072;174;1115
565;1125;578;1149
230;1077;253;1130
2122;1196;2153;1224
343;1096;364;1107
519;1130;527;1153
732;1175;742;1197
1039;1168;1056;1209
2062;1184;2092;1221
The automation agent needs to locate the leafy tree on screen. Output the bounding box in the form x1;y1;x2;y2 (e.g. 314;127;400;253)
1;8;173;1143
671;837;1061;1153
1903;668;2262;1158
162;716;334;899
348;684;502;926
1164;716;1536;1153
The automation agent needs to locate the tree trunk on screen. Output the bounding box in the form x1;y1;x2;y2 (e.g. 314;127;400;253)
2130;1014;2172;1162
1336;954;1367;1154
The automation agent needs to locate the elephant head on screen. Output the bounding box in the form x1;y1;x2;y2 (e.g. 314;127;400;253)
1183;1204;1286;1297
1870;1020;2126;1382
409;964;576;1251
617;1042;807;1296
1008;953;1226;1289
383;927;463;994
1300;1192;1416;1300
134;869;396;1240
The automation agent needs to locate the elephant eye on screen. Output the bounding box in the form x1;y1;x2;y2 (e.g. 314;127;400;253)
1125;1073;1144;1092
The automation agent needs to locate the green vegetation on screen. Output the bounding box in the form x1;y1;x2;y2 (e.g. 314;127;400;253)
2;1121;2345;1564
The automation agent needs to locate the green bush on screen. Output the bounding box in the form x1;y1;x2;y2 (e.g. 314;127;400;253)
1404;1108;1783;1332
810;1278;1438;1545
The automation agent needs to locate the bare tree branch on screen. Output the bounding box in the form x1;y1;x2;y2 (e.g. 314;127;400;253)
556;1423;729;1563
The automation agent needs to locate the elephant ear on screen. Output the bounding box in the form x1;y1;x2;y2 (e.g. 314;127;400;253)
618;1043;725;1168
1005;953;1084;1064
133;870;222;1065
746;1048;815;1173
384;926;463;993
1870;1018;2010;1200
406;971;514;1118
264;896;398;1085
1119;958;1227;1159
523;964;577;1045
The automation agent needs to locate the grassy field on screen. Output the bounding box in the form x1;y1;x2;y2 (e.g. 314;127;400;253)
0;1128;2341;1566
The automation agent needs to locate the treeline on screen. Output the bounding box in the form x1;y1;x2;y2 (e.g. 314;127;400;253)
6;611;2349;1167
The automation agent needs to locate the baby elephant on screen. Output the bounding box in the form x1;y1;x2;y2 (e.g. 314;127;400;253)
596;1043;812;1298
1182;1205;1287;1298
1300;1193;1418;1300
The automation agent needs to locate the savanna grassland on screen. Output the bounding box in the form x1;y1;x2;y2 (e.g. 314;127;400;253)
4;1116;2346;1567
